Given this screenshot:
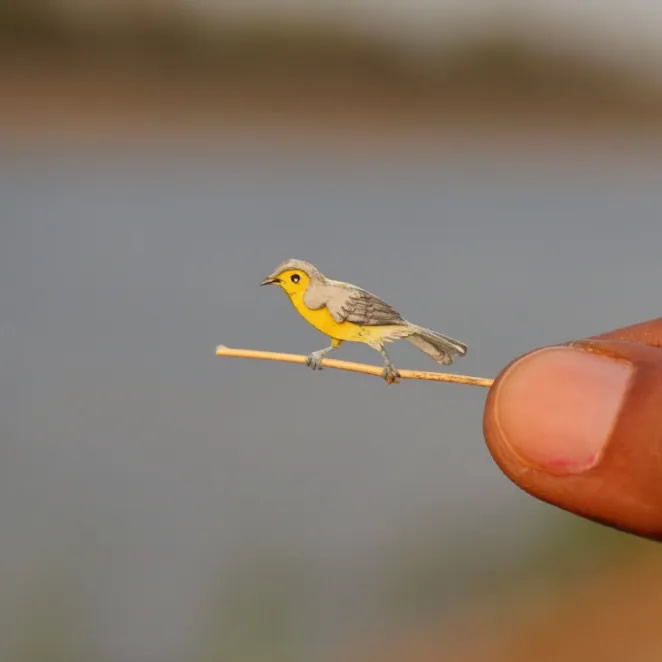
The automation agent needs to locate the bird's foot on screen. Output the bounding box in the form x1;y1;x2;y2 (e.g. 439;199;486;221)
382;364;401;385
305;350;326;371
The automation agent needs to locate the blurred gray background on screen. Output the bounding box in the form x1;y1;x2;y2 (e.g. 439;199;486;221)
2;2;662;661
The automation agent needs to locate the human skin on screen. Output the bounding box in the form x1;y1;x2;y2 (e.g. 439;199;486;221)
483;318;662;541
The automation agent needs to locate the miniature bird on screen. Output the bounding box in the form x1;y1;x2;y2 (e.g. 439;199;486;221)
261;259;467;383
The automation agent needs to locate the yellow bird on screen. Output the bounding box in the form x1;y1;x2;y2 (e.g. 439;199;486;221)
261;259;467;383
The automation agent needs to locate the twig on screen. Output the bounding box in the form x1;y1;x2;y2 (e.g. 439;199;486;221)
216;345;494;387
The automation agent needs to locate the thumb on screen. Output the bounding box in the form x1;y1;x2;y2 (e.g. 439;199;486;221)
483;318;662;540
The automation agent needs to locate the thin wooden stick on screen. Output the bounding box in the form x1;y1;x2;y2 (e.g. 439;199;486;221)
216;345;494;387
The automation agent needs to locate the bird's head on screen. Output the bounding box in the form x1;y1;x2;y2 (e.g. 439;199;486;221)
260;259;322;296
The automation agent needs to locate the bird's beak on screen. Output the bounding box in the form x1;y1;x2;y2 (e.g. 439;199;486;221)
260;276;281;286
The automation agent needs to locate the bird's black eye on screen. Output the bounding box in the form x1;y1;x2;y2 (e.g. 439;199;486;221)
290;274;300;283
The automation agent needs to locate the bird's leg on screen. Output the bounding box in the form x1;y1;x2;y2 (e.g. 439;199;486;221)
306;339;342;371
305;346;333;371
379;347;400;384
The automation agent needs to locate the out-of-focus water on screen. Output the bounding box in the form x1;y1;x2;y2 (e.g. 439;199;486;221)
1;139;660;661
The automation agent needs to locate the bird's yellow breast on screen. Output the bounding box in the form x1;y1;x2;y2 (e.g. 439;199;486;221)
287;290;365;341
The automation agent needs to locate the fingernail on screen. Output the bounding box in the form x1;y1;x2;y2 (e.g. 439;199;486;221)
494;346;634;474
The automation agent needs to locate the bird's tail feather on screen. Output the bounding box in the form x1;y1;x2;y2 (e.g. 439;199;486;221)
405;325;467;365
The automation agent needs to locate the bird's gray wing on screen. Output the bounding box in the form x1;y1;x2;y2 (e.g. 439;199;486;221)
325;283;405;326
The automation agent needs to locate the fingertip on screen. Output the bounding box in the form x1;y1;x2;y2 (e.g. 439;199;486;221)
489;346;634;475
480;317;662;540
483;339;662;539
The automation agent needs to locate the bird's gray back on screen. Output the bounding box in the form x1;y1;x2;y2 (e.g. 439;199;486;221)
307;280;405;326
